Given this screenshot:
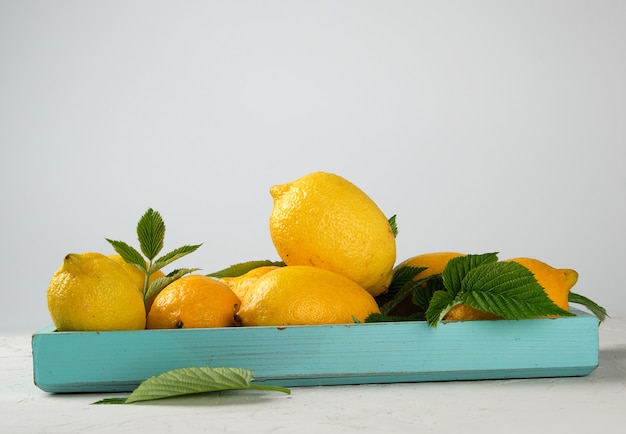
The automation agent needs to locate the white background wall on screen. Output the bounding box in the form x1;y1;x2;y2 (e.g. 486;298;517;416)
1;1;624;333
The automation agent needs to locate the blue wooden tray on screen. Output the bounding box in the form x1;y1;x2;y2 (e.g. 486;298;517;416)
32;308;599;393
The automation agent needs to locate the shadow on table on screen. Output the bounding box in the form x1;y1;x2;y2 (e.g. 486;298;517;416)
39;388;292;407
125;389;292;407
593;348;626;383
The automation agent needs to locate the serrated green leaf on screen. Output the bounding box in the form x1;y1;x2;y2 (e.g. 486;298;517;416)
105;239;147;272
388;215;399;238
425;290;457;327
442;253;499;296
206;260;286;278
460;261;573;319
144;268;201;302
569;292;608;322
137;208;166;260
150;244;203;273
123;367;290;404
107;208;204;301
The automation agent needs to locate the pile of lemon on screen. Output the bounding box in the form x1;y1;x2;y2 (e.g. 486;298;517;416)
46;172;578;331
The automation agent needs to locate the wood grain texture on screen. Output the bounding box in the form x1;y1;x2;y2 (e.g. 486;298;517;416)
32;309;599;393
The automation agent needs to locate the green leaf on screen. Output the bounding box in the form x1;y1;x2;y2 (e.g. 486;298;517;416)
411;274;445;310
375;266;427;313
569;292;608;322
123;367;290;404
106;208;203;300
137;208;166;260
425;290;457;327
206;260;286;278
92;397;127;405
460;261;573;319
388;215;399;238
389;266;427;291
143;268;201;302
105;239;147;272
377;281;418;315
442;253;499;296
364;311;425;323
378;275;445;316
150;244;203;274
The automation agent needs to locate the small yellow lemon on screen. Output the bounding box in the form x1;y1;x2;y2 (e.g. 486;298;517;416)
237;265;381;326
47;252;146;331
219;265;282;300
269;172;396;296
391;252;466;317
146;275;241;329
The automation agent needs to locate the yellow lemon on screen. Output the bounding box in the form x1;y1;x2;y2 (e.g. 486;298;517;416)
505;257;578;311
444;257;578;321
443;304;500;321
390;252;466;317
395;252;466;279
237;265;381;326
47;252;146;331
269;172;396;296
219;265;282;300
146;275;241;329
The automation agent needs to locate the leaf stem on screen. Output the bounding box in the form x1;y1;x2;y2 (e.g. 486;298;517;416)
248;384;291;394
143;263;152;305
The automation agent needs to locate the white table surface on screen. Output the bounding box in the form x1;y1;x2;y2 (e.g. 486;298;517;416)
2;318;625;434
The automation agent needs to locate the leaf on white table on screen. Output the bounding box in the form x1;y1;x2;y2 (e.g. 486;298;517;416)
92;366;290;404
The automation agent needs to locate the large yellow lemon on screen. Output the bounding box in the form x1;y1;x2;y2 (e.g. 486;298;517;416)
269;172;396;296
237;265;381;326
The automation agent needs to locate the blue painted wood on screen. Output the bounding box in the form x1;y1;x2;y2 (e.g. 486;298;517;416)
32;308;599;393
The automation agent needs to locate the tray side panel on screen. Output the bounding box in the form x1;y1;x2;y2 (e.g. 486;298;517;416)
32;311;599;393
